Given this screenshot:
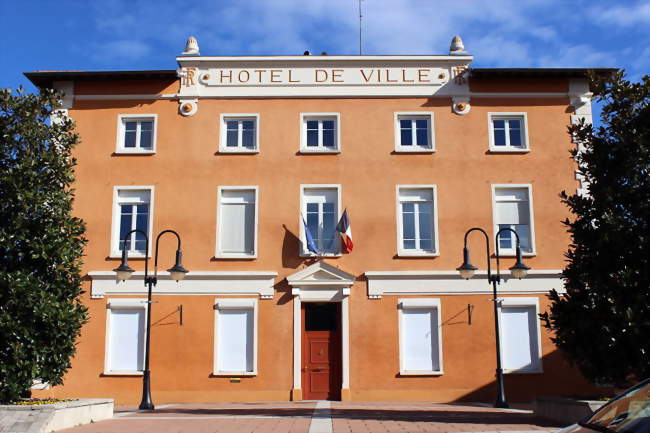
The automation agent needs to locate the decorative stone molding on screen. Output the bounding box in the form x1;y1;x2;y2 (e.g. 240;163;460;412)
365;269;565;299
88;270;277;299
452;96;471;115
286;261;355;301
569;78;593;195
178;99;198;116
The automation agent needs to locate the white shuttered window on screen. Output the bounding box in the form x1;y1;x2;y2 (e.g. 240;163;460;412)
494;186;534;254
214;300;257;374
217;188;257;257
399;299;443;375
499;299;542;373
105;301;146;373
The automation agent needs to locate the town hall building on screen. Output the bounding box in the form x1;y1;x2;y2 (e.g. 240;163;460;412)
26;36;608;404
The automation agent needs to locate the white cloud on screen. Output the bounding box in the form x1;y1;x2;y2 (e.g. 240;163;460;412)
590;1;650;27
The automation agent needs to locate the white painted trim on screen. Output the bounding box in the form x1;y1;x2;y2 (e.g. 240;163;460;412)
219;113;260;153
299;113;341;153
88;271;277;299
487;112;530;153
491;184;537;256
341;296;350;389
177;55;474;62
498;297;543;374
397;298;443;375
213;297;258;376
293;296;301;390
110;186;155;258
299;184;342;257
365;270;564;298
393;112;435;152
104;298;147;376
215;186;259;259
472;92;568;98
115;114;158;154
395;185;440;257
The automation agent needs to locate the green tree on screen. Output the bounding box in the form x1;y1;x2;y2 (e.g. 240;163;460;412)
543;72;650;386
0;88;87;403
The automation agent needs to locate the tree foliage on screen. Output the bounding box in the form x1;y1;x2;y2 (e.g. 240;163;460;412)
0;88;87;403
542;72;650;386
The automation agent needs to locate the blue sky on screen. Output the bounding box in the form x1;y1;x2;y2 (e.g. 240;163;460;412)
2;0;649;92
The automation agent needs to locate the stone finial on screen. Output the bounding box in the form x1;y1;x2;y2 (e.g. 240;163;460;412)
183;36;200;56
449;35;467;55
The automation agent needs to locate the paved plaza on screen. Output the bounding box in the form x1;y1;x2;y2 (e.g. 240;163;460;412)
58;401;561;433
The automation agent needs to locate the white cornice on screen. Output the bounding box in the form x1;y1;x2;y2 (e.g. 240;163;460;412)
88;270;277;299
365;269;564;299
177;55;474;62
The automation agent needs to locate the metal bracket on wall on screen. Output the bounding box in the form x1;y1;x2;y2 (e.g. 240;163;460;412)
467;304;474;325
178;305;183;326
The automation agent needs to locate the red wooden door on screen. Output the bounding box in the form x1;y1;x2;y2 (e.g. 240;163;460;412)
302;303;341;400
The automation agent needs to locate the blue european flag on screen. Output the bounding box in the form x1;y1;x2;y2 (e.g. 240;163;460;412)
302;215;320;255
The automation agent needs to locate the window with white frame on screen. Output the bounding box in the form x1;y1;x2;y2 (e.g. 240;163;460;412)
220;115;259;152
398;299;443;375
395;113;434;151
214;299;257;375
489;113;528;151
105;299;146;374
301;114;339;152
302;186;339;255
397;186;438;255
217;187;257;258
117;115;156;153
493;186;534;254
112;188;152;256
499;298;542;373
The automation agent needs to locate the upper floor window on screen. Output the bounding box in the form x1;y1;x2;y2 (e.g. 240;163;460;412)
216;187;258;258
116;115;157;154
493;185;535;255
220;114;259;153
395;113;434;152
301;114;340;153
488;113;529;152
397;186;438;256
111;187;153;257
301;186;340;255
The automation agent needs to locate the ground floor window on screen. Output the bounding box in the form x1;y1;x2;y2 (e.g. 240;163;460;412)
104;299;146;374
398;298;443;375
499;297;542;373
214;299;257;375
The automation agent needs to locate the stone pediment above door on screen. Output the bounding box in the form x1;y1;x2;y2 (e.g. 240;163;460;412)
286;261;356;301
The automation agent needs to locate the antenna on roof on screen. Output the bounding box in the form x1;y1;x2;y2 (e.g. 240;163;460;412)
358;0;364;55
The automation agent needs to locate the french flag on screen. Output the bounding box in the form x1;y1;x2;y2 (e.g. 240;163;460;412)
336;209;354;253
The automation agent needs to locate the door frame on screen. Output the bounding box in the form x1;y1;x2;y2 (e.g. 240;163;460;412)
292;294;350;401
301;303;342;400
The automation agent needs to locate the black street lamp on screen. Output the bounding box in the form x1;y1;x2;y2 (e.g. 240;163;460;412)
456;227;530;408
113;229;189;411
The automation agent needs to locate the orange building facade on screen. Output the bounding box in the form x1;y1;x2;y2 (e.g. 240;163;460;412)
27;37;602;404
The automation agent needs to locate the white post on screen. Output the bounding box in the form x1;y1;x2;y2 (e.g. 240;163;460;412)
341;296;350;389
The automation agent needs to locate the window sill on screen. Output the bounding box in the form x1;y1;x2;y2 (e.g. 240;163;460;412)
299;252;342;258
497;252;536;258
114;150;156;155
394;148;435;153
299;149;340;154
102;371;143;376
504;367;543;374
399;370;444;376
397;251;439;258
215;253;257;260
109;251;151;259
211;372;257;377
488;147;530;154
219;149;259;154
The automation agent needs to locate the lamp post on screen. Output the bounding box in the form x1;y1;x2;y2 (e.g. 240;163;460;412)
456;227;530;408
113;229;189;411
